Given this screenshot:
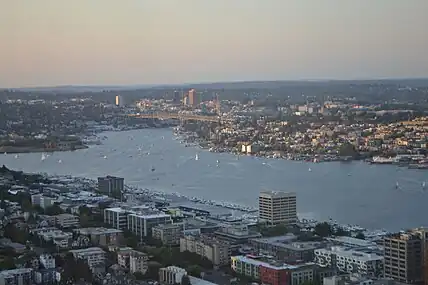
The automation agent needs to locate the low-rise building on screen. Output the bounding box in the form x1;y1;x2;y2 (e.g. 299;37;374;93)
70;247;106;271
180;235;231;266
315;247;384;277
117;248;148;274
39;229;73;249
159;266;187;285
55;213;79;229
231;255;316;285
34;269;61;285
39;254;55;269
152;223;184;245
0;268;33;285
74;227;124;246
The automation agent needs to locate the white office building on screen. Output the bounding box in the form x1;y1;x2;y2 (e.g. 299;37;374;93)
315;247;384;277
127;212;172;238
104;207;129;230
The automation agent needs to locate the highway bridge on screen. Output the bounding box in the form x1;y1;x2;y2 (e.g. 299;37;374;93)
128;112;222;122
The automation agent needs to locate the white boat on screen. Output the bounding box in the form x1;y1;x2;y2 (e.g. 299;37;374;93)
195;154;199;161
58;159;62;164
41;153;47;161
216;160;220;164
3;152;6;155
423;182;426;188
395;182;399;189
14;154;19;159
103;155;107;159
308;168;312;172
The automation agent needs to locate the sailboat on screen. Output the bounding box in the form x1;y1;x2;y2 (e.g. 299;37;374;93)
423;182;426;188
14;154;19;159
195;154;199;161
308;168;312;172
395;182;399;189
58;159;62;164
41;153;47;161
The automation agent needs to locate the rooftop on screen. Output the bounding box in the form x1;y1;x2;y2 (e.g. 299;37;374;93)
316;247;383;261
75;227;123;235
232;255;315;271
259;191;296;198
70;247;105;255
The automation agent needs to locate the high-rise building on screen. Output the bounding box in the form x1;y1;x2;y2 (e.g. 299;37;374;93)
383;231;426;284
188;89;198;106
259;191;297;225
173;90;180;104
115;95;124;107
98;176;124;198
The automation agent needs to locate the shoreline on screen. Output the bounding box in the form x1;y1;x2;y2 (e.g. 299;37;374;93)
0;144;88;154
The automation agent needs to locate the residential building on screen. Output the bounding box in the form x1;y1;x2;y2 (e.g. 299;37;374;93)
383;231;425;284
0;268;33;285
74;227;123;246
231;255;316;285
70;247;106;271
315;247;384;277
250;234;321;262
180;235;231;266
259;191;297;225
214;224;262;247
159;266;187;285
55;213;79;229
152;223;184;245
39;229;72;249
31;194;53;209
127;211;172;238
39;254;55;269
117;248;148;274
104;207;128;230
98;176;124;198
34;269;61;285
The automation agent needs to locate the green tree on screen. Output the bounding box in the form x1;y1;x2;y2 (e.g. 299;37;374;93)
314;222;333;237
0;256;16;270
44;204;64;215
134;272;145;280
355;232;365;240
187;265;202;278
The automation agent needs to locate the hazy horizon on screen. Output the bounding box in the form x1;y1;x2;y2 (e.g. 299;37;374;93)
1;0;428;88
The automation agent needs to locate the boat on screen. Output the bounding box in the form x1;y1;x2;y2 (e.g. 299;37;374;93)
103;155;107;159
195;154;199;161
370;156;394;164
3;152;6;155
308;168;312;172
395;182;399;189
58;159;62;164
41;153;47;161
14;154;19;159
151;166;155;172
423;182;426;188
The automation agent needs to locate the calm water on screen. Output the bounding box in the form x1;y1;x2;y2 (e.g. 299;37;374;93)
1;129;427;231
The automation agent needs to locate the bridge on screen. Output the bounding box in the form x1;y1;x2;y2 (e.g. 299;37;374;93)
128;112;223;122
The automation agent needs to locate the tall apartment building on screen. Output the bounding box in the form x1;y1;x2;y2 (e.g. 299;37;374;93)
259;191;297;225
159;266;188;285
383;231;426;284
180;235;231;266
98;176;124;198
315;247;384;277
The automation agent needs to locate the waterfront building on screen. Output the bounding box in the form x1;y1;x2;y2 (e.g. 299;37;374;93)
74;227;124;246
70;247;106;271
127;211;172;238
259;191;297;225
180;235;231;266
0;268;33;285
231;255;316;285
152;223;184;245
115;95;124;107
117;248;148;274
97;176;124;198
159;266;187;285
315;247;384;277
383;230;427;284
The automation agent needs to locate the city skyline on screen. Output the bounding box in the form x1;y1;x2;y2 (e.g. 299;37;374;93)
1;0;428;88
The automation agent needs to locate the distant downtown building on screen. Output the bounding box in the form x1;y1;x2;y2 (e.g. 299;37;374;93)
97;176;124;198
259;191;297;225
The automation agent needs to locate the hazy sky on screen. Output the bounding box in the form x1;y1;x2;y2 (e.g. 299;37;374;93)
1;0;428;87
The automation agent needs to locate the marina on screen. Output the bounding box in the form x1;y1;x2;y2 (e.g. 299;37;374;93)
2;128;428;232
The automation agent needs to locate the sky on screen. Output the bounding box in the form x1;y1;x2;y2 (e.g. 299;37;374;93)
1;0;428;88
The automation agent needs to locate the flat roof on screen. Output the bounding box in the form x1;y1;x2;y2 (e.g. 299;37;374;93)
315;247;383;262
232;255;314;270
259;191;296;198
76;227;123;235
